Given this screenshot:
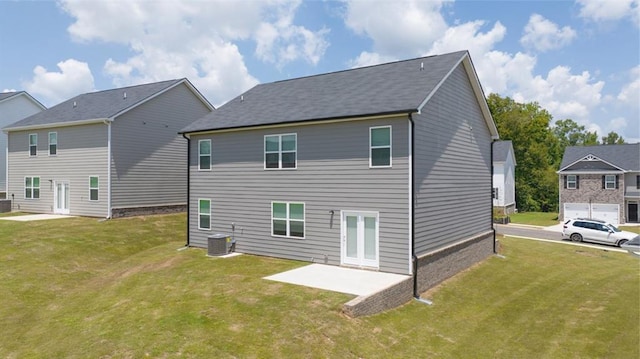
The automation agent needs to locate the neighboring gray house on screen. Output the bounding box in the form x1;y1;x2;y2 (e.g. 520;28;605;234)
492;140;516;214
0;92;46;195
3;79;213;218
558;143;640;225
180;50;499;296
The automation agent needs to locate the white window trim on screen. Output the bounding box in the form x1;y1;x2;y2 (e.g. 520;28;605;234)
24;176;40;199
605;175;616;190
264;133;297;170
28;133;37;157
369;126;392;168
198;198;212;230
198;139;212;171
567;175;577;190
89;176;99;201
48;132;57;156
271;201;305;239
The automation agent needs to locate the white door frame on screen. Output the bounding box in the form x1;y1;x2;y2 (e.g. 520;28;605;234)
340;210;379;268
53;180;70;215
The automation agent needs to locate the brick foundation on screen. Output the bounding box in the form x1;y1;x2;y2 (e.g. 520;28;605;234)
342;277;413;317
111;204;186;218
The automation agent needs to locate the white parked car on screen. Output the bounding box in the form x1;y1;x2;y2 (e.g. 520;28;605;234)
562;218;637;247
621;236;640;257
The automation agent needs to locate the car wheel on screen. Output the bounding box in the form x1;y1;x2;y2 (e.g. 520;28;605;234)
618;239;628;247
570;233;582;242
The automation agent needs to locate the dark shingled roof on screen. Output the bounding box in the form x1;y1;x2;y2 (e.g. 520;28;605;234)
181;51;470;133
493;140;514;163
559;143;640;171
3;79;184;130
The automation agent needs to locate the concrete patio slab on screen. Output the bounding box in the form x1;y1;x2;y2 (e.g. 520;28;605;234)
264;263;410;296
0;214;76;222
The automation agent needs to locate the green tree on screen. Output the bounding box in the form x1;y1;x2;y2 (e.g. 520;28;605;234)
601;131;625;144
487;94;560;212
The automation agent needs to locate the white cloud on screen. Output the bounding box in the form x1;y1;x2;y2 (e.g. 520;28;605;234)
348;51;397;68
617;65;640;105
23;59;95;106
59;0;329;105
520;14;576;52
343;0;450;59
577;0;640;27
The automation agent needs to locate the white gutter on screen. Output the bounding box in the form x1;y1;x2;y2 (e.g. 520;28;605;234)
3;118;110;133
106;119;113;218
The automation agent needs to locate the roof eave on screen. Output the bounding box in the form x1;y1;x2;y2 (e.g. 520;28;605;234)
180;110;416;136
3;118;112;133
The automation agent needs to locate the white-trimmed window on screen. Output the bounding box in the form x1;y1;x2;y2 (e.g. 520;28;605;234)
492;187;499;199
198;199;211;230
49;132;57;156
25;176;40;199
604;175;616;189
29;134;37;156
199;139;211;171
89;176;99;201
265;134;297;169
370;126;391;167
271;202;305;238
567;175;577;189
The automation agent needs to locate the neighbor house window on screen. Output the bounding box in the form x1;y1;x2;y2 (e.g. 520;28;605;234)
637;175;640;189
370;126;391;167
198;199;211;230
492;187;499;199
29;134;37;156
604;175;616;189
271;202;305;238
25;177;40;199
566;175;578;189
265;134;297;169
89;176;99;201
199;140;211;170
48;132;57;155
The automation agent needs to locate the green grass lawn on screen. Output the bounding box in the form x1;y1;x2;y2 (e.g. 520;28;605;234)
1;213;638;358
509;211;559;226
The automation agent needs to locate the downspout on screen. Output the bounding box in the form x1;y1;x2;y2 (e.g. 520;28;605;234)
408;113;419;299
491;139;497;253
182;133;191;247
106;120;112;219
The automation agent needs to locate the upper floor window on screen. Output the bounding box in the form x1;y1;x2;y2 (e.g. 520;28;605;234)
25;176;40;199
199;140;211;171
198;199;211;230
265;134;296;169
272;201;305;238
604;175;617;189
29;134;37;156
89;176;99;201
370;126;391;167
566;175;578;189
49;132;57;156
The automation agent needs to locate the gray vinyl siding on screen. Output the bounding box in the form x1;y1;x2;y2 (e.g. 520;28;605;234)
7;124;109;217
0;96;44;191
110;83;212;209
189;117;411;274
413;64;493;255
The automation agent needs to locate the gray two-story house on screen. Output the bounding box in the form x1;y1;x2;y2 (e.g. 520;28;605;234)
558;143;640;225
3;79;213;218
180;51;499;295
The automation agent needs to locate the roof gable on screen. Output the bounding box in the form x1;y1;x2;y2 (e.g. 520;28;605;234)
3;79;213;131
0;91;46;110
181;50;498;138
559;144;640;172
493;140;515;164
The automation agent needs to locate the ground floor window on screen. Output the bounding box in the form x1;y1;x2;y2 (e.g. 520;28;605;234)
199;199;211;230
89;176;99;201
272;202;305;238
25;177;40;199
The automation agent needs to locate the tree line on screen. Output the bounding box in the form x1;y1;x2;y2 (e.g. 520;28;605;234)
487;93;625;213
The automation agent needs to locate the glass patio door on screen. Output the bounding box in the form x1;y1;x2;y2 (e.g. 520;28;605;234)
341;211;379;268
54;181;70;215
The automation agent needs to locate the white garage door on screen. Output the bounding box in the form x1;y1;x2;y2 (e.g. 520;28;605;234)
564;203;589;220
592;204;619;225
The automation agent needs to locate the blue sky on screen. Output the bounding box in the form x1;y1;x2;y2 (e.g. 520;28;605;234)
1;0;638;142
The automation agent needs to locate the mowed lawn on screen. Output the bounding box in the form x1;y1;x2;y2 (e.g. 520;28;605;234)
0;213;638;358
